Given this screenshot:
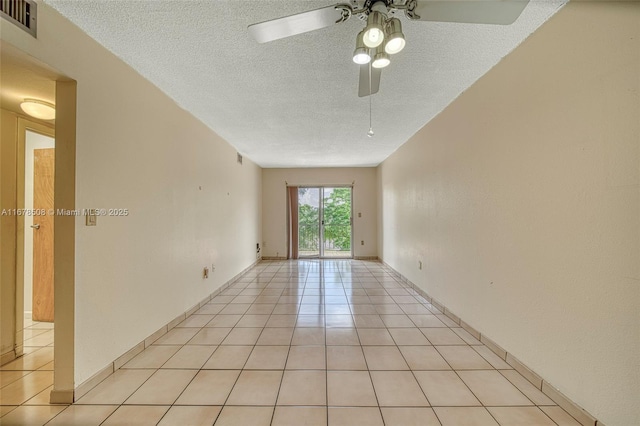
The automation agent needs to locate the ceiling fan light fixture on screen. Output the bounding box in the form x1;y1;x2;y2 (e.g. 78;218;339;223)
353;31;371;64
20;99;56;120
384;18;406;54
353;49;371;65
363;11;385;48
372;46;390;69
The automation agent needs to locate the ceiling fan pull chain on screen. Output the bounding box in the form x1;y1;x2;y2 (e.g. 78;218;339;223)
368;62;374;137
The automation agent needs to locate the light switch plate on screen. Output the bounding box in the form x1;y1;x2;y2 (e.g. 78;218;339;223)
86;210;97;226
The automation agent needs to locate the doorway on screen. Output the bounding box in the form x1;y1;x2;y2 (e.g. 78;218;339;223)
24;130;56;323
298;187;353;258
1;41;77;404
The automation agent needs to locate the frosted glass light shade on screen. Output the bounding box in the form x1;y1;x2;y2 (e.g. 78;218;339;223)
20;99;56;120
353;49;371;64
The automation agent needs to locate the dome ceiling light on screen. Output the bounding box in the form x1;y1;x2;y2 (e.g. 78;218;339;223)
20;99;56;120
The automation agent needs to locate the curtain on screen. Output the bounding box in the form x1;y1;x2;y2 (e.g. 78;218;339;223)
287;186;298;259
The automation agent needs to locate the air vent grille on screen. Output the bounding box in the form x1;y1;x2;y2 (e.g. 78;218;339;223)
237;153;243;165
1;0;37;38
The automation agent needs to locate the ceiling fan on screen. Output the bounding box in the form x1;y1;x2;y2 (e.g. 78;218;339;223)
248;0;529;97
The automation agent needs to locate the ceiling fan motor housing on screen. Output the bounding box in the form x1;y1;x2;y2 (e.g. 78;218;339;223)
355;0;393;20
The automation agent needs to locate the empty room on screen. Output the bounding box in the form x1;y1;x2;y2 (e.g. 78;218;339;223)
0;1;638;425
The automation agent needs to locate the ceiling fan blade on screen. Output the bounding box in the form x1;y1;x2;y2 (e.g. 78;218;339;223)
411;0;530;25
248;4;348;43
358;64;381;97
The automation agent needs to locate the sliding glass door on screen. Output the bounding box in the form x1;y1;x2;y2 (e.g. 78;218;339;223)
298;187;352;258
322;187;352;258
298;187;321;257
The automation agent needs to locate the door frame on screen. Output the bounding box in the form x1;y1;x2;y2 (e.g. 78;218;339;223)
296;186;321;258
2;41;77;403
15;119;55;356
297;185;354;259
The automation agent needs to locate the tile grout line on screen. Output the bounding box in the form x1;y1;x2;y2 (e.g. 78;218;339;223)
73;259;262;402
381;260;596;426
5;259;589;425
267;262;292;426
356;271;386;425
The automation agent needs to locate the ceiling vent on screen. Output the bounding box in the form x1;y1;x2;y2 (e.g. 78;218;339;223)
237;153;243;165
1;0;37;38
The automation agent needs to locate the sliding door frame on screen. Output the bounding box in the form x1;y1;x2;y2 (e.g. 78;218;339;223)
296;185;354;259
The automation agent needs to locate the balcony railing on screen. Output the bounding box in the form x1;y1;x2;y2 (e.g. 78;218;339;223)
299;223;351;256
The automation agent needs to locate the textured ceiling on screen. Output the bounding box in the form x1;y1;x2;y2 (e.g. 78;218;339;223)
44;0;565;167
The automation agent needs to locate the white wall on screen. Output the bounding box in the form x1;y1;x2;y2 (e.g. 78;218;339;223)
2;3;262;385
377;2;639;425
23;131;55;316
263;168;377;259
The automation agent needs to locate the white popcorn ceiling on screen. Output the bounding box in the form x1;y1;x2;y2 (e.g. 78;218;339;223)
45;0;566;167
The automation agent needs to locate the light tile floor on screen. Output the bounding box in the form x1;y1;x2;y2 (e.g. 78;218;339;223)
1;315;55;420
0;260;583;425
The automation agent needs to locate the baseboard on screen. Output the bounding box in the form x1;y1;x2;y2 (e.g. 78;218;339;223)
113;342;144;370
73;258;261;401
49;389;74;404
74;363;114;401
380;260;599;426
540;380;599;426
261;256;381;261
1;349;17;366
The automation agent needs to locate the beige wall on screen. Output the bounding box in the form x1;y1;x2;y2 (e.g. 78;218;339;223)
377;2;639;425
263;168;377;258
2;4;262;386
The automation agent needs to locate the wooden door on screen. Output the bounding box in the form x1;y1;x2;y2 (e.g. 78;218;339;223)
32;148;55;322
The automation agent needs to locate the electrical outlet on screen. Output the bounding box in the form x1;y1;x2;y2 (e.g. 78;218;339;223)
418;261;422;270
361;240;364;245
203;267;209;279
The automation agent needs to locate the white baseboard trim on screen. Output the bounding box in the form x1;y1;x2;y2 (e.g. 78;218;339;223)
380;259;598;426
72;259;261;402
